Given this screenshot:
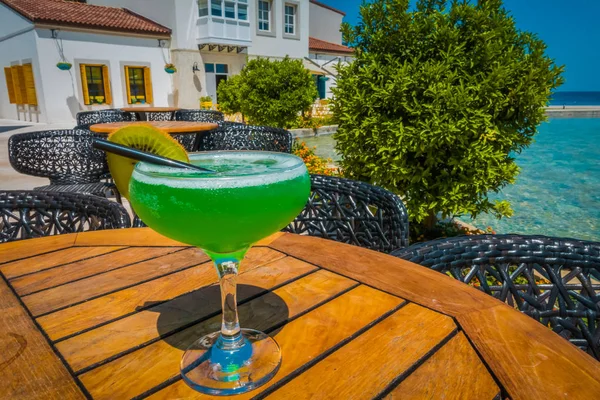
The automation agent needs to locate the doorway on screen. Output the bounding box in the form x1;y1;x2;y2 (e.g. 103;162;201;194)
205;63;229;103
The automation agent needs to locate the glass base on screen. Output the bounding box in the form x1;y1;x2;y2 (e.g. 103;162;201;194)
180;329;281;396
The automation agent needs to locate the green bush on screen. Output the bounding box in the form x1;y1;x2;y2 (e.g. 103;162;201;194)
216;75;243;114
217;57;318;128
332;0;564;225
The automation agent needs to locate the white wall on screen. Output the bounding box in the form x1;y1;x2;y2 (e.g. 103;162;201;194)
89;0;199;50
309;1;343;44
35;29;174;123
0;28;43;122
249;0;309;59
0;3;33;39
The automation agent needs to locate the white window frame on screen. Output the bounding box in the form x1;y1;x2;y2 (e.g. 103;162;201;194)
199;0;248;21
284;4;296;35
258;0;271;31
256;0;275;37
282;1;300;40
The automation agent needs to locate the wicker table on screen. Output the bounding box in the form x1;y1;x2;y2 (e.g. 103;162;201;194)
120;107;180;121
1;230;599;399
89;121;218;135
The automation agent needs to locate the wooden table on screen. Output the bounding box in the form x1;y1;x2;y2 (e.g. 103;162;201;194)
89;121;219;135
120;107;180;121
1;230;599;399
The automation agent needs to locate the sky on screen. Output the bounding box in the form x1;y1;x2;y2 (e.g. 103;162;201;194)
322;0;600;92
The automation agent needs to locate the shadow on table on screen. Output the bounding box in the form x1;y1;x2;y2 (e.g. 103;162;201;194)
138;283;289;351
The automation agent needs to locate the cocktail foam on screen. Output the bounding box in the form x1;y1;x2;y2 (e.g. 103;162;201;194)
132;151;307;189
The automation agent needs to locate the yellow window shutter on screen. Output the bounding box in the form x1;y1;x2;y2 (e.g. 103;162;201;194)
80;64;90;105
22;63;37;106
14;66;27;105
124;66;132;104
10;66;23;104
4;67;16;104
102;65;112;104
143;67;153;104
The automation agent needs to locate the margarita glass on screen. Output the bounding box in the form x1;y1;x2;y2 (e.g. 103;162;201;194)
128;151;310;395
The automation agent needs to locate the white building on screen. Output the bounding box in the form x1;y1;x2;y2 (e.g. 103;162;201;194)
0;0;352;123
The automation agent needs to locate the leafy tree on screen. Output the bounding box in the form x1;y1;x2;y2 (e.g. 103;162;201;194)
332;0;564;226
217;57;318;128
216;74;243;117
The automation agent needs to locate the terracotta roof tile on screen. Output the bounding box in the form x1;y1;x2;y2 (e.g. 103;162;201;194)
309;37;353;54
309;0;345;16
0;0;171;36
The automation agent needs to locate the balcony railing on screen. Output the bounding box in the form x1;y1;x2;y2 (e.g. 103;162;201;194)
197;16;251;46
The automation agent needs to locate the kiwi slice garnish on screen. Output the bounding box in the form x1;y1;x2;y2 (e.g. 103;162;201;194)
106;124;189;199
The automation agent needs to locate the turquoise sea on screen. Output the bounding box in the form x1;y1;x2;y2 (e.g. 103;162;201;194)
304;117;600;241
465;118;600;241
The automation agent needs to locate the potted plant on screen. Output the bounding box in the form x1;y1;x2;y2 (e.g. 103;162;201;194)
199;96;213;110
164;63;177;74
56;62;72;71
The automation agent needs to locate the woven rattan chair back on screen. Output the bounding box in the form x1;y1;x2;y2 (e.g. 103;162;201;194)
174;109;225;123
392;234;600;360
198;124;293;153
75;109;131;129
9;129;108;185
0;191;131;243
284;175;409;253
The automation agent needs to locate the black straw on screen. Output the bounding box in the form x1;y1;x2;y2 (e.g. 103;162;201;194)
93;139;215;172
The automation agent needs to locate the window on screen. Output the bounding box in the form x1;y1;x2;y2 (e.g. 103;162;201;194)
205;63;229;74
238;0;247;20
216;64;228;74
125;66;153;104
211;0;222;16
79;64;112;105
3;64;36;105
258;0;271;31
198;0;208;16
224;1;235;18
284;4;296;35
201;0;247;20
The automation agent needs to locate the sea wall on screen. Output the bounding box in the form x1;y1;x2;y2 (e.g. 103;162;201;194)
545;107;600;118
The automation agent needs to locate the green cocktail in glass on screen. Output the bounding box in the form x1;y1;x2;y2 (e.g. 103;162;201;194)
129;151;310;395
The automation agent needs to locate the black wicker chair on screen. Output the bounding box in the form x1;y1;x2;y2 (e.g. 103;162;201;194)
174;109;225;123
284;175;409;253
198;124;293;153
391;234;600;360
145;111;176;121
0;191;131;243
75;109;131;129
8;129;121;202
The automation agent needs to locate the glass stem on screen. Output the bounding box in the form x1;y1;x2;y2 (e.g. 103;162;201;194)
215;258;243;348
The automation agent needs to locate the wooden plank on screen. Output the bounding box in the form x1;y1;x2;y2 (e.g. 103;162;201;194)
11;246;183;296
22;248;205;315
269;233;501;317
149;285;404;400
255;232;285;246
0;233;77;264
90;121;219;134
73;228;283;248
74;228;185;246
458;304;600;399
266;303;456;399
80;284;399;400
57;257;321;372
0;277;84;399
386;332;500;399
1;246;125;280
37;247;286;340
